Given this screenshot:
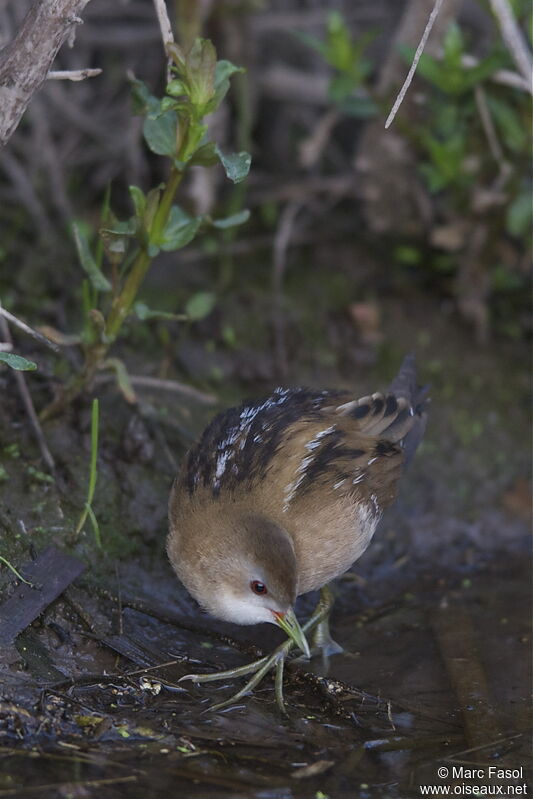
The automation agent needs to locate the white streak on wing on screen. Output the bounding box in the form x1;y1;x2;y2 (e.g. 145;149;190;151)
212;389;292;490
283;454;314;511
239;388;290;427
215;450;231;480
352;473;364;485
352;497;382;559
283;426;337;511
305;425;336;450
367;457;378;465
334;479;346;489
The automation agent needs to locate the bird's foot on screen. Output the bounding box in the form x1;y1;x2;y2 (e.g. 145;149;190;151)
179;635;293;713
179;586;336;713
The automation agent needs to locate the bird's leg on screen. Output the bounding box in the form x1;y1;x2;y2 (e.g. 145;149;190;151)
292;585;343;670
179;587;336;713
310;585;344;661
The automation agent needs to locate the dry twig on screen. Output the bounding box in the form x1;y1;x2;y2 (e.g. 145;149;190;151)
385;0;445;129
0;305;56;473
0;0;92;147
474;85;511;187
47;68;102;81
0;306;60;353
94;373;217;405
152;0;174;48
151;0;174;81
489;0;533;92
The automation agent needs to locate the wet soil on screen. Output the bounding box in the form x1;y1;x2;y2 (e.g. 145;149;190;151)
0;286;531;798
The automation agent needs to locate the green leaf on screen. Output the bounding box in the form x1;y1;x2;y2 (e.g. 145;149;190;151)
166;79;187;97
214;146;251;183
167;43;187;73
336;94;377;118
506;189;533;237
206;59;245;112
185;291;216;321
188;142;219;167
0;352;37;371
326;11;354;72
144;188;162;231
102;358;136;404
130;78;160;116
100;218;137;257
72;223;111;292
159;205;202;251
100;219;137;237
211;209;250;229
442;22;464;70
293;30;330;62
160;96;180;113
129;185;145;221
461;52;505;92
143;110;178;156
486;94;527;153
134;302;187;322
186;38;217;108
215;60;244;88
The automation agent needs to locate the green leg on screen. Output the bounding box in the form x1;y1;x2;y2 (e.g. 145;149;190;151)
179;585;336;713
293;585;343;669
311;586;344;661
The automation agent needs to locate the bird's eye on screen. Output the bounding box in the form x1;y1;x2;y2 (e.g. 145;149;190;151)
250;580;267;595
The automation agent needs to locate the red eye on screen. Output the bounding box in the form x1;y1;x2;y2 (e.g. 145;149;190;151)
251;580;267;595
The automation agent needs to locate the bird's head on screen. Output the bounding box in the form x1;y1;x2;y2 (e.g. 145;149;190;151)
169;512;310;657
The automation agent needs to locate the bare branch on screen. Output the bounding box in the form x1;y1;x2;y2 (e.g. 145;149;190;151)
474;85;511;185
152;0;174;50
0;306;60;353
151;0;174;81
0;0;92;147
47;68;102;81
385;0;445;129
0;304;56;473
94;373;217;405
489;0;533;91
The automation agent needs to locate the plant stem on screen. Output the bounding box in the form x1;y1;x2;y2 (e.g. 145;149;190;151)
0;555;33;585
105;167;183;341
75;397;100;546
105;247;151;340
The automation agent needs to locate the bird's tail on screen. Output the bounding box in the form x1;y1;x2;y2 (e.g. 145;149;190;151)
387;353;429;466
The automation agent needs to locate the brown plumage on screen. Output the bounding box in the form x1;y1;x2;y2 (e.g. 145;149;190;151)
168;355;428;633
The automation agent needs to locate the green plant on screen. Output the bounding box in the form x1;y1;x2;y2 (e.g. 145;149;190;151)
42;38;251;418
0;352;37;370
0;555;33;585
75;398;101;548
402;20;532;335
404;23;531;216
297;11;377;118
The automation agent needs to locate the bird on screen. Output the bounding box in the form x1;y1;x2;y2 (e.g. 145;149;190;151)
168;354;428;711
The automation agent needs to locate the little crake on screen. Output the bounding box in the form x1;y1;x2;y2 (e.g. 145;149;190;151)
168;354;428;711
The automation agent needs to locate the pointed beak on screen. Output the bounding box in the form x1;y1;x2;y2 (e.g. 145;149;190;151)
273;608;310;659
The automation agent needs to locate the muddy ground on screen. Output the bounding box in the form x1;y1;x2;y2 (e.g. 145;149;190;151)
0;261;531;798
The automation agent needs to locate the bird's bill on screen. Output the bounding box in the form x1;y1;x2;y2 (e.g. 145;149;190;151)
273;608;310;659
